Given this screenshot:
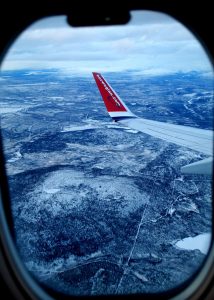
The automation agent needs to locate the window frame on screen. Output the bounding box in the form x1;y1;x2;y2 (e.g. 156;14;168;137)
0;1;213;299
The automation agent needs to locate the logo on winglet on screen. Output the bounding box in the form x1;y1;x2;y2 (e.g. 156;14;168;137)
97;74;121;107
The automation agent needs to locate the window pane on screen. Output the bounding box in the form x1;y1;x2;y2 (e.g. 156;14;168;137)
0;11;213;296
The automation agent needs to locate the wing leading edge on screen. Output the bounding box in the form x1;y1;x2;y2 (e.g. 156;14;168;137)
92;72;213;175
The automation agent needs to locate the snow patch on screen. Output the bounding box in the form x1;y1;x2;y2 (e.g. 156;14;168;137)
8;151;22;163
183;93;197;98
1;106;29;114
175;233;211;255
19;170;149;221
106;124;128;130
61;124;97;132
44;188;60;194
125;129;139;134
47;96;64;101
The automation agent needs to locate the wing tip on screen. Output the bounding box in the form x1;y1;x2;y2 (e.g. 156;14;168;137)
92;72;136;120
181;157;213;175
92;72;100;77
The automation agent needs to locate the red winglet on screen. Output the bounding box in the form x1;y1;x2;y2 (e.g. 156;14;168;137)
93;72;127;112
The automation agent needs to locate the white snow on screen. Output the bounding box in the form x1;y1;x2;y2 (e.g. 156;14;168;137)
175;233;212;255
61;124;97;132
7;151;22;163
131;270;148;282
168;207;176;216
19;169;149;221
106;124;128;130
125;129;139;134
47;96;64;100
183;93;197;98
1;106;28;113
44;188;60;194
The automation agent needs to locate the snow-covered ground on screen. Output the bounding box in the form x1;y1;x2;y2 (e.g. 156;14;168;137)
1;70;213;295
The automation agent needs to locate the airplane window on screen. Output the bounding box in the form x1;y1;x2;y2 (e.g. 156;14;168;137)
0;11;213;297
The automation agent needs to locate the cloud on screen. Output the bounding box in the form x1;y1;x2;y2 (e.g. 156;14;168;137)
1;11;213;75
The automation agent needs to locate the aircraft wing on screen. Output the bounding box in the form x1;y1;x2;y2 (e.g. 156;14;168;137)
92;72;213;175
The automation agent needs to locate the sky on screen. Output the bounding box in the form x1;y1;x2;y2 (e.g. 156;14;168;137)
1;11;213;76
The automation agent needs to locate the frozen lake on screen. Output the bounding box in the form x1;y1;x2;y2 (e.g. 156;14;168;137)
175;233;212;255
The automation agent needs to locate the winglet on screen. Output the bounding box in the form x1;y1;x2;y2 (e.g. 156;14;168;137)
92;72;136;120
